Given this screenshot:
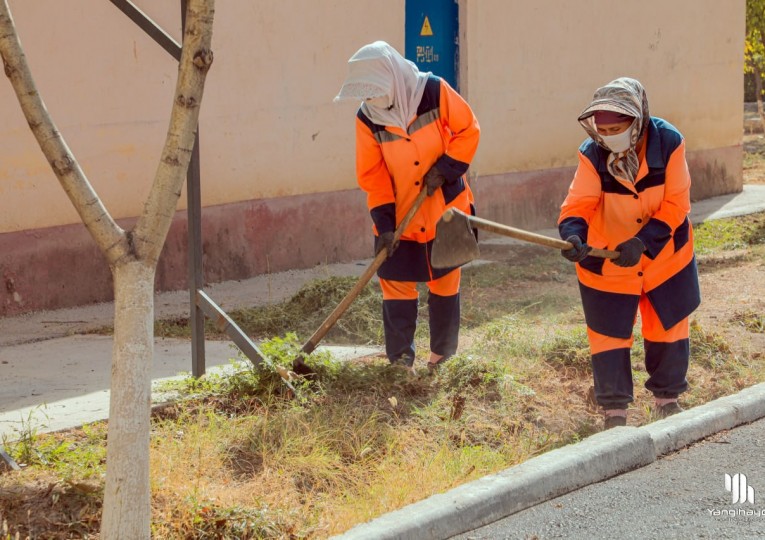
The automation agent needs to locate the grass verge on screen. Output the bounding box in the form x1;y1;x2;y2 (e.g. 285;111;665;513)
2;214;765;538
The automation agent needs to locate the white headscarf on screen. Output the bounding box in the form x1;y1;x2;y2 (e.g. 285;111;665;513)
334;41;430;130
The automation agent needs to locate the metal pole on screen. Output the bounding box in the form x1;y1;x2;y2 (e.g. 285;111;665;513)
196;291;297;395
187;132;205;377
0;447;20;472
181;0;206;377
108;0;181;61
107;0;294;392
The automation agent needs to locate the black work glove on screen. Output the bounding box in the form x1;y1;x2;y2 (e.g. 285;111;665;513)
613;237;646;267
423;166;447;196
561;235;591;262
374;231;399;258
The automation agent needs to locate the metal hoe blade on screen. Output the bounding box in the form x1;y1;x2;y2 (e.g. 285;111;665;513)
431;208;480;268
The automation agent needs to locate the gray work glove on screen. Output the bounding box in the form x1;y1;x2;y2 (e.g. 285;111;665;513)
561;235;592;262
424;166;447;196
375;231;399;258
613;237;645;267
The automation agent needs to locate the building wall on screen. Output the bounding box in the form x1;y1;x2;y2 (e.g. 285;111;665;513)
0;0;403;234
0;0;744;315
461;0;744;228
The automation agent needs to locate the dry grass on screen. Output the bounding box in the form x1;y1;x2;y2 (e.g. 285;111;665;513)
4;274;764;538
3;157;765;538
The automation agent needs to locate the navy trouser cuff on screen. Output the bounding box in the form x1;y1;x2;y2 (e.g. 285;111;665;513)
428;292;460;357
382;298;418;361
591;348;634;409
644;338;689;397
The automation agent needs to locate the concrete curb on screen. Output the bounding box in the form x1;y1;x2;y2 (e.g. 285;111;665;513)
333;428;655;540
645;383;765;456
333;383;765;540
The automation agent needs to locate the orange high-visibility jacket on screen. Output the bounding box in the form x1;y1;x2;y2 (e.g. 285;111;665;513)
355;75;480;281
356;76;479;241
558;117;701;338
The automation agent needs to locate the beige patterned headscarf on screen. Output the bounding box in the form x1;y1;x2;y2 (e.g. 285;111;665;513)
578;77;650;183
334;41;430;130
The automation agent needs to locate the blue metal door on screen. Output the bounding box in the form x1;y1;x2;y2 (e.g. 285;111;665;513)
405;0;459;91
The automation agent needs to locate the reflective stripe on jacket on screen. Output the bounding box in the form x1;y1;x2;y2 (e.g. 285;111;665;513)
356;75;479;241
558;117;701;336
356;75;480;281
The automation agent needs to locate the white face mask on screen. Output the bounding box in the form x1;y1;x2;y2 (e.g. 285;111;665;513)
365;95;392;109
600;125;634;153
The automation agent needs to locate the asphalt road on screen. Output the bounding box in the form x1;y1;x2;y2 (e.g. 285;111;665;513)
455;417;765;540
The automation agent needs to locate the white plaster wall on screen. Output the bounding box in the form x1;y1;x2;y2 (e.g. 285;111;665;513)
463;0;745;175
0;0;743;233
0;0;177;232
0;0;404;232
196;1;404;203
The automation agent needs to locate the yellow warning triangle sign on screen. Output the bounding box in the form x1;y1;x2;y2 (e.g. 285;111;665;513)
420;16;433;36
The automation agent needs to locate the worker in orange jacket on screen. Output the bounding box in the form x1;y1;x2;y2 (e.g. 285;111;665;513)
558;77;700;429
335;41;480;371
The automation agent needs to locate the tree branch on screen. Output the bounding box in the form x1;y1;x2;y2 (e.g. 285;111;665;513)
0;0;130;266
132;0;215;265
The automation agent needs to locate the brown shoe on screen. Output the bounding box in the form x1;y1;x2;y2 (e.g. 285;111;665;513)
390;354;415;375
426;355;451;373
603;415;627;430
656;401;684;418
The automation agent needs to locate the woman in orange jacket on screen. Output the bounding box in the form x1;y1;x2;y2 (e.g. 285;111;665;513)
558;77;700;429
335;41;480;371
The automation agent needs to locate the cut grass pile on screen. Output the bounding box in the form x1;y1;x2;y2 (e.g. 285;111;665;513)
3;213;765;538
97;276;385;344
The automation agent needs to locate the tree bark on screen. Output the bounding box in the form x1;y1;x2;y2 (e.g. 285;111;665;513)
133;1;214;266
99;2;215;537
100;261;155;539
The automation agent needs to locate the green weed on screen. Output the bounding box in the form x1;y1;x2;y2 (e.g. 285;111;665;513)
690;319;733;368
540;327;590;371
2;407;48;467
693;212;765;255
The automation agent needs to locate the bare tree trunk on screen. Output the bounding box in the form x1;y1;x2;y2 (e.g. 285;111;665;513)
100;2;214;536
755;68;765;132
100;261;155;538
0;1;215;537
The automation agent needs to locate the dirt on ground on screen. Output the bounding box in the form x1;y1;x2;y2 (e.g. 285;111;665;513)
1;134;764;540
464;232;765;388
694;253;765;355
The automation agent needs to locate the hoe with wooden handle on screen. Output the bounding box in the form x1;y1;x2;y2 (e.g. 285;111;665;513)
430;208;620;269
291;188;430;378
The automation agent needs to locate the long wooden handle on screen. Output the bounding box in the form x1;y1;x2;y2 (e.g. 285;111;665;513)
463;214;620;259
300;188;429;355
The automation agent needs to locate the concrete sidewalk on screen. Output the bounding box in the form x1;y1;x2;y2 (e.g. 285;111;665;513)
0;185;763;535
0;337;381;441
0;259;384;441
